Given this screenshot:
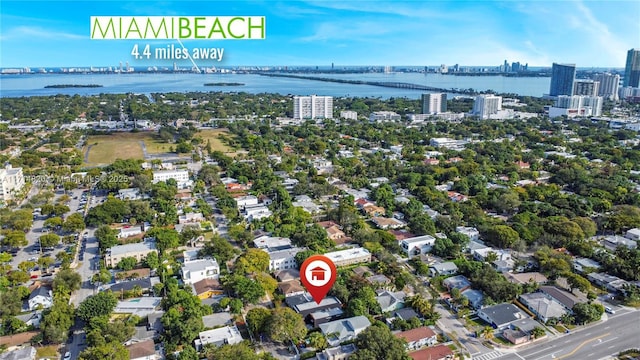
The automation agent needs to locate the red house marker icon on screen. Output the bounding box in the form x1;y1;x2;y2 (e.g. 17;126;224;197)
311;266;326;281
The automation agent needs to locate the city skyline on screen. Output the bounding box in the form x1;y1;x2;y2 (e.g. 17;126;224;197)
1;1;639;68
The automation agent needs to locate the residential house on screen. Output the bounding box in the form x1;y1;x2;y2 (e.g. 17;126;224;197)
181;258;220;285
519;292;567;323
178;212;205;224
538;286;584;313
573;258;601;274
395;327;437;351
408;344;454;360
315;344;357;360
109;277;158;295
202;312;233;328
429;262;458;277
104;241;157;268
394;308;420;321
367;274;392;288
371;217;405;230
126;339;160;360
601;235;637;250
461;289;484;310
309;308;345;327
401;235;436;259
278;280;306;297
325;225;349;245
478;304;527;330
319;316;371;346
290;295;343;319
362;205;386;217
118;188;145;201
503;329;529;345
442;275;471;293
324;247;371;267
194;325;243;350
27;286;53;311
236;195;259;207
192;278;223;299
117;225;145;239
114;297;162;317
625;228;640;241
504;272;548;285
15;311;42;328
456;226;480;242
275;269;300;282
376;290;406;313
253;236;293;251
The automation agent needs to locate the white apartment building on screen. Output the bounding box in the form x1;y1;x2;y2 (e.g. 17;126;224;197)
152;169;191;188
194;325;242;350
594;73;620;100
0;164;25;203
472;95;502;119
549;95;603;118
265;247;304;271
421;93;447;114
401;235;436;259
369;111;402;122
429;137;469;151
293;95;333;119
340;110;358;120
324;247;371;267
181;258;220;284
236;195;259;208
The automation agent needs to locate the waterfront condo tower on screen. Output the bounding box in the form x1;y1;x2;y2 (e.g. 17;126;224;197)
421;93;447;114
549;63;576;96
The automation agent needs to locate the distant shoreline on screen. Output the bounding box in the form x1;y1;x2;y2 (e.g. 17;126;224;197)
204;82;245;86
44;84;103;88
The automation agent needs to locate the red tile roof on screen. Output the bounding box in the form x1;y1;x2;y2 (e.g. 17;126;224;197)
409;344;454;360
395;327;436;343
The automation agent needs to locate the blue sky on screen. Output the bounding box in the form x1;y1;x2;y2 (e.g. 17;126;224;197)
1;0;639;68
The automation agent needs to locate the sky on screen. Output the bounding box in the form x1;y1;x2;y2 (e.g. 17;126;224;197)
1;0;639;68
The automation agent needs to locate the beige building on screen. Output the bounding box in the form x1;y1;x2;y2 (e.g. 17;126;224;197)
104;241;157;268
0;165;25;203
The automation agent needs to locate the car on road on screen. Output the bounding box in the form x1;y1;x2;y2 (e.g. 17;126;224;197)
63;351;71;360
605;306;615;314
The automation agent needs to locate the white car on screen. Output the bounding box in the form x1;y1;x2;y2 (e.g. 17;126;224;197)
63;352;71;360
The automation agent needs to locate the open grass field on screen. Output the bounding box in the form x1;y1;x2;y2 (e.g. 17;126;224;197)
195;129;234;154
84;129;234;165
84;132;147;165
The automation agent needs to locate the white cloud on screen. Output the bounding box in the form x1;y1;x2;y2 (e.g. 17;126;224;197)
0;26;84;41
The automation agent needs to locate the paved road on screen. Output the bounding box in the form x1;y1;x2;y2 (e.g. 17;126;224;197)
496;308;640;360
435;304;494;358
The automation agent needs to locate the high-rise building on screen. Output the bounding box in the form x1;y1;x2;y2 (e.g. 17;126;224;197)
0;165;25;203
624;49;640;88
593;73;620;101
472;95;502;119
421;93;447;114
549;63;576;96
573;79;600;97
293;95;333;119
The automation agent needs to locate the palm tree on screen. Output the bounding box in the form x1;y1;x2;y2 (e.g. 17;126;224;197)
482;326;495;340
